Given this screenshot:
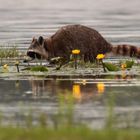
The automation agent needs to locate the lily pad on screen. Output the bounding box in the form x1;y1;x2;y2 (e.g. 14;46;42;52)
103;62;120;71
30;66;48;72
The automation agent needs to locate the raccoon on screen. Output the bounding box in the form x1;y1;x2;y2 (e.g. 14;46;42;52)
27;24;140;62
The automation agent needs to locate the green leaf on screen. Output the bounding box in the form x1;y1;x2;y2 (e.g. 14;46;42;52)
30;66;48;72
103;62;120;71
125;60;134;68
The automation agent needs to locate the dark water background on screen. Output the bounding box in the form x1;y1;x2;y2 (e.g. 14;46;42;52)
0;0;140;128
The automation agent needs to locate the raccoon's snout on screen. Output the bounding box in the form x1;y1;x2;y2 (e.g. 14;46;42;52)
27;50;42;59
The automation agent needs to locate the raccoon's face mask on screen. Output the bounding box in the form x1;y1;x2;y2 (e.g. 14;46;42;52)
27;36;49;59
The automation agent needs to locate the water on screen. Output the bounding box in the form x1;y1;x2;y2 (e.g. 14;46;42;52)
0;0;140;48
0;0;140;128
0;75;139;128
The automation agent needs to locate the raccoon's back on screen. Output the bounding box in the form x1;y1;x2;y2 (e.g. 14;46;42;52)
51;24;112;55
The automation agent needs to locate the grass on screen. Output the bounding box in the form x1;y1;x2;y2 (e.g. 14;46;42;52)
0;48;139;139
0;45;19;58
0;93;139;140
0;126;139;140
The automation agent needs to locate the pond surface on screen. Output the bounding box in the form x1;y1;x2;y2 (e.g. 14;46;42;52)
0;0;140;128
0;74;139;128
1;0;140;48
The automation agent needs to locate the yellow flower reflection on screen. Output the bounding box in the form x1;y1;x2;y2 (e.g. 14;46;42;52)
97;82;105;94
96;54;105;60
72;84;81;100
72;49;80;55
15;80;20;88
121;71;127;79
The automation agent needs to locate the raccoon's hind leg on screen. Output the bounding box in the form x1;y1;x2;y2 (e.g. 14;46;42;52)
89;52;95;63
84;52;90;62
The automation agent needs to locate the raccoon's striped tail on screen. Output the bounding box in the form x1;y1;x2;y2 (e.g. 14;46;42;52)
106;44;140;58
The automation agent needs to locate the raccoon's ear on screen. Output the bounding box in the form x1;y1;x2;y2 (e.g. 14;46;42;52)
38;36;44;45
32;37;36;42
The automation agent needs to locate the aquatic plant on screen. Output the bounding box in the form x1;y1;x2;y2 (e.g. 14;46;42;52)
50;57;65;70
125;60;134;69
104;60;134;71
50;57;64;64
96;54;105;60
96;54;106;72
105;93;116;129
30;66;48;72
72;49;80;69
0;45;19;65
2;64;9;73
121;63;127;70
0;127;140;140
72;50;80;55
0;45;19;58
104;62;120;71
15;61;20;72
120;60;134;70
0;91;139;140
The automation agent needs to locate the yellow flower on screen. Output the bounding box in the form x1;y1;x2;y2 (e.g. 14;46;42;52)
15;61;19;65
3;64;8;69
97;82;105;94
96;54;105;60
121;63;127;70
72;49;80;55
3;64;9;73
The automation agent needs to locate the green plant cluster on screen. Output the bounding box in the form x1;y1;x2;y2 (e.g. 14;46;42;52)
30;66;48;72
103;63;120;71
0;93;139;140
103;60;134;71
125;60;134;68
0;46;19;58
0;127;139;140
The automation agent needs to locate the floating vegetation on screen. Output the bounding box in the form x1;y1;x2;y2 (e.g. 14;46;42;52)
21;65;48;72
30;66;48;72
103;62;120;71
124;60;134;68
0;45;136;75
103;60;134;71
50;57;65;70
72;49;80;69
